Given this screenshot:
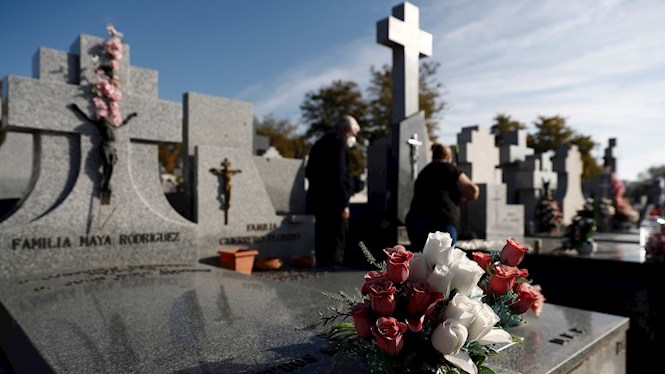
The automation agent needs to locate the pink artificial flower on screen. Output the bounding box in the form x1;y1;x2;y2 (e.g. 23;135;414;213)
350;300;373;338
106;24;123;38
367;278;397;316
383;245;414;284
361;270;386;295
92;96;108;120
109;59;120;72
96;80;113;97
529;284;546;316
489;264;519;294
500;237;528;266
104;37;123;60
370;317;407;356
106;83;123;102
510;283;537;314
472;251;493;272
108;101;122;127
405;281;444;332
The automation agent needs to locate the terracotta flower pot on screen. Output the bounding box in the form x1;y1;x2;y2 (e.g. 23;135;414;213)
218;249;259;274
254;257;283;271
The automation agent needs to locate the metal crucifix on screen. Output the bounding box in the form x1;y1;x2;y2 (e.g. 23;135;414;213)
406;133;423;180
209;158;242;225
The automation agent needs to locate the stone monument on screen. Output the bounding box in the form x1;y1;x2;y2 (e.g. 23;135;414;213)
553;144;586;224
0;32;196;278
183;92;314;261
367;1;432;244
0;26;323;374
457;126;524;239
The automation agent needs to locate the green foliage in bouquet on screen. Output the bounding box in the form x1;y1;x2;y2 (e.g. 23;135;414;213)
301;233;523;374
562;198;597;250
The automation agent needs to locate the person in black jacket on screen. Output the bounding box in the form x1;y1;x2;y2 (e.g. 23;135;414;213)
405;143;479;250
305;115;360;267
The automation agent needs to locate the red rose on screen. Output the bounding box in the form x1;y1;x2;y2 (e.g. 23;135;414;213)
529;284;546;316
500;237;528;266
370;317;407;356
350;300;374;338
384;245;414;284
510;283;537;314
368;278;397;315
489;264;517;294
472;252;493;272
361;270;386;295
405;281;444;332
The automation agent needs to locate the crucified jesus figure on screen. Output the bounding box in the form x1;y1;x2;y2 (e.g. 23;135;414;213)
68;103;137;204
209;158;242;225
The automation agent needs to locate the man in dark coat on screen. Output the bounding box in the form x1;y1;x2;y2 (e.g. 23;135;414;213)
305;115;360;267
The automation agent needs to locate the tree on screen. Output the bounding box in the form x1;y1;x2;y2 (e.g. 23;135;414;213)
490;113;527;147
254;114;309;159
158;144;183;174
300;80;368;142
365;62;446;143
528;115;600;181
529;115;575;153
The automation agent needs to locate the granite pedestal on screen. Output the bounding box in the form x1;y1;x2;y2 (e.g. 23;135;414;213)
0;263;629;374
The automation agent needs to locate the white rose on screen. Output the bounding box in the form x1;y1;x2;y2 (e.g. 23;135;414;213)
467;303;500;341
423;231;454;267
407;252;431;282
449;256;485;296
431;318;468;355
427;264;453;297
438;295;513;374
442;294;483;323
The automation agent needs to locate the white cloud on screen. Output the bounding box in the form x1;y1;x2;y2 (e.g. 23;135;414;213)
244;0;665;180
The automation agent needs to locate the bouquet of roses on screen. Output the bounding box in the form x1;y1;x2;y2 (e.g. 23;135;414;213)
534;195;562;233
471;238;545;330
305;232;520;374
562;198;597;251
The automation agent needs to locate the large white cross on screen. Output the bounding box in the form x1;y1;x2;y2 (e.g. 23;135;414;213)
377;1;432;123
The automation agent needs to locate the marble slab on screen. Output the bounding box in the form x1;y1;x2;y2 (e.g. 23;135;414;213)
0;264;629;374
0;264;335;374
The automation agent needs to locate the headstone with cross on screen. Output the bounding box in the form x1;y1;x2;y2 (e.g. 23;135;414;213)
183;92;314;261
0;33;196;278
369;2;432;230
553;144;585;225
457;126;524;239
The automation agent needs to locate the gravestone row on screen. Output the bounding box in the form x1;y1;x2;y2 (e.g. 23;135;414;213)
0;33;314;279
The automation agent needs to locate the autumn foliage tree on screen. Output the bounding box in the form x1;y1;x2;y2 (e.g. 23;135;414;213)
254;114;309;159
491;114;602;181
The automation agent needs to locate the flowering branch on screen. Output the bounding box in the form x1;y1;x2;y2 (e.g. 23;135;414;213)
91;24;126;127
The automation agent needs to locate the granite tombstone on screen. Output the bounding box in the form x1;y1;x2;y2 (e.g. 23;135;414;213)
0;33;196;278
0;28;326;374
367;2;432;245
183;92;314;261
553;144;585;224
457;126;524;239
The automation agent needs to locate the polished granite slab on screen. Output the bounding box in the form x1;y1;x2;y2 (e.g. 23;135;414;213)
0;264;629;374
0;264;336;374
260;268;629;374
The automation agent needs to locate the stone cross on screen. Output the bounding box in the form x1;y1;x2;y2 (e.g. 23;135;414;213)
406;133;423;180
377;1;432;123
209;158;242;225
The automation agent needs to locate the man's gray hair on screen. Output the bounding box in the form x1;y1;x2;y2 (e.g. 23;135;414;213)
336;115;360;133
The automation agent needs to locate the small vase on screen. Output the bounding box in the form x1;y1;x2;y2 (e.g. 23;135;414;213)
577;240;597;255
218;249;259;274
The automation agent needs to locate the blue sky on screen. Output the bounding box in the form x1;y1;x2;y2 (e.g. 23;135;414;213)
2;0;664;181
